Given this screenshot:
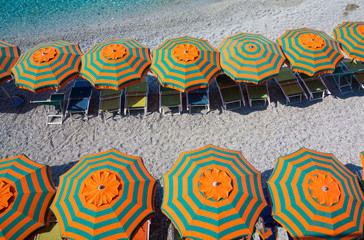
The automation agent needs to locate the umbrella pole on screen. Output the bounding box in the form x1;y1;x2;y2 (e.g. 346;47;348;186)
0;85;12;99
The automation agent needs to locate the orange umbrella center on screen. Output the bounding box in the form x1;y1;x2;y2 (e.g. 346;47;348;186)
0;179;13;211
244;43;258;52
308;173;341;206
198;168;233;202
32;47;57;63
102;44;127;60
298;33;326;50
172;43;200;63
81;170;121;207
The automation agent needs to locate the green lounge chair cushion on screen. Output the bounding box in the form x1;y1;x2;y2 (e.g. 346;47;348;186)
220;86;242;102
302;77;326;92
100;98;120;112
276;68;296;82
126;79;148;94
281;83;303;96
126;95;146;108
216;74;236;88
161;94;181;107
101;89;122;99
36;223;62;240
347;61;364;72
161;86;179;95
247;85;268;99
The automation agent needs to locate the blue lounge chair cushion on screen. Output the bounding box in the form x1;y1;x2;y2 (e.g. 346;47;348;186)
67;98;89;112
189;88;208;94
74;80;92;88
188;93;208;105
69;87;92;99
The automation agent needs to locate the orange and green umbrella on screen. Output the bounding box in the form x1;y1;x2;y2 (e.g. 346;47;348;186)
11;40;82;93
51;149;157;240
218;32;286;84
0;154;56;239
80;39;151;90
150;36;221;92
0;41;20;85
267;148;364;239
277;28;343;76
162;145;267;240
333;22;364;62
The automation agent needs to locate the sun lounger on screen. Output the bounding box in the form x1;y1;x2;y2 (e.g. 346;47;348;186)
216;74;245;110
186;87;210;114
66;80;93;120
296;73;330;101
275;67;307;104
159;85;182;115
342;59;364;90
124;78;148;115
325;62;353;94
30;93;65;125
131;219;151;240
98;89;123;121
245;82;270;107
33;211;62;240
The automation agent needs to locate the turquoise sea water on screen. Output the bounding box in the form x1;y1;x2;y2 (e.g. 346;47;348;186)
0;0;182;37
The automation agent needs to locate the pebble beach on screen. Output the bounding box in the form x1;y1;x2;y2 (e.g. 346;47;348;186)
1;0;364;239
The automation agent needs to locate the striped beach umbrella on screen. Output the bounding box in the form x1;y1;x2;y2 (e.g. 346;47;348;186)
267;148;364;239
333;22;364;62
162;145;267;240
150;36;221;92
0;154;56;239
218;33;286;84
51;149;157;240
81;39;151;90
11;40;82;93
0;41;20;85
277;28;343;76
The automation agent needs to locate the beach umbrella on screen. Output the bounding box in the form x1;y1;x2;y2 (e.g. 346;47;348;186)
333;22;364;62
267;148;364;239
0;41;24;108
51;149;157;240
162;145;267;240
0;154;56;239
0;40;20;85
150;36;221;92
218;32;286;84
11;40;82;93
80;39;151;90
277;28;343;76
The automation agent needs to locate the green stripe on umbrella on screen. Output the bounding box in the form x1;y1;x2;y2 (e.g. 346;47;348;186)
51;149;156;240
0;154;56;240
219;32;286;84
162;145;267;240
81;39;151;90
11;40;82;93
0;41;20;84
267;148;364;239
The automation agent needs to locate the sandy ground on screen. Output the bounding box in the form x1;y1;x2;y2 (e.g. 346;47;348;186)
1;0;364;239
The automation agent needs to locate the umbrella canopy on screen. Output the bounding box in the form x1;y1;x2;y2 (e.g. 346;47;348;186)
150;36;221;92
11;40;82;93
51;149;157;240
0;41;20;85
277;28;343;76
267;148;364;239
218;32;286;84
80;39;151;90
162;145;267;240
0;154;56;239
333;22;364;62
